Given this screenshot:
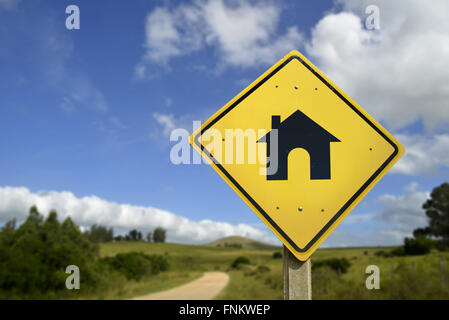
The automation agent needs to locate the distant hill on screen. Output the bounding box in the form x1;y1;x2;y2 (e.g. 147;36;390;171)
206;236;281;250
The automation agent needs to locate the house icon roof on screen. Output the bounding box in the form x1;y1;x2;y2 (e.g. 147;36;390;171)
258;109;340;144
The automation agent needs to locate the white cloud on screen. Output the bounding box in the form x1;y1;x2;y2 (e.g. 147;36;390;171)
376;184;429;233
325;183;430;247
143;6;204;65
324;228;406;247
200;0;302;68
391;134;449;175
0;0;20;10
57;76;108;113
93;116;127;140
140;0;449;134
40;34;108;114
343;212;377;225
6;183;426;248
108;116;127;130
165;97;173;107
404;181;420;193
153;113;177;137
0;186;277;245
306;0;449;131
137;0;303;77
134;64;147;79
152;112;198;138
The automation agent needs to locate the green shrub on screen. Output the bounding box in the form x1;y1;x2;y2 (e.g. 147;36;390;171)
0;206;100;298
256;265;271;273
403;237;434;255
390;246;405;256
225;243;242;249
231;256;251;269
375;250;390;258
312;258;351;274
264;274;282;290
272;251;282;259
101;252;169;280
435;240;449;251
150;253;170;273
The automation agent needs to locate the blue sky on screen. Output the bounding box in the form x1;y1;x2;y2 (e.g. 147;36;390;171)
1;0;448;246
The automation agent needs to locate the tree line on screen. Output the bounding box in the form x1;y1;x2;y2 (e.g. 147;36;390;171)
0;206;169;299
84;224;166;243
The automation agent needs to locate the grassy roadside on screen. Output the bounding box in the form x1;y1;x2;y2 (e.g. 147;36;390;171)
96;241;280;300
216;270;282;300
217;247;449;299
72;242;212;299
91;242;449;300
82;271;202;300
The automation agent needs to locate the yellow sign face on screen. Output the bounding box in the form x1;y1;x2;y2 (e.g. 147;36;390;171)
190;50;405;261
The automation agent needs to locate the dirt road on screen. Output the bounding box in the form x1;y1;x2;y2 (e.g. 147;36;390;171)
132;272;229;300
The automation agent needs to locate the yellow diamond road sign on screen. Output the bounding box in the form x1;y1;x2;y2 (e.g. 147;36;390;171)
189;50;405;261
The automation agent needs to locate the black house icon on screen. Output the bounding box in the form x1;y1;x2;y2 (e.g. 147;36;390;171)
257;109;340;180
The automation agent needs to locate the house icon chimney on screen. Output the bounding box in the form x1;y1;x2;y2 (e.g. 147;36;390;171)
257;109;340;180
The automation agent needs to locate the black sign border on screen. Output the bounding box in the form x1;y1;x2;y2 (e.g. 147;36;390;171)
194;55;399;253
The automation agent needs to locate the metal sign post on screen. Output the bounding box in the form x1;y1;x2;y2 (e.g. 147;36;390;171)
283;245;312;300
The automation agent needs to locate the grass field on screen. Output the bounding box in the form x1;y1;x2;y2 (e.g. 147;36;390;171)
207;236;281;250
98;240;449;300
